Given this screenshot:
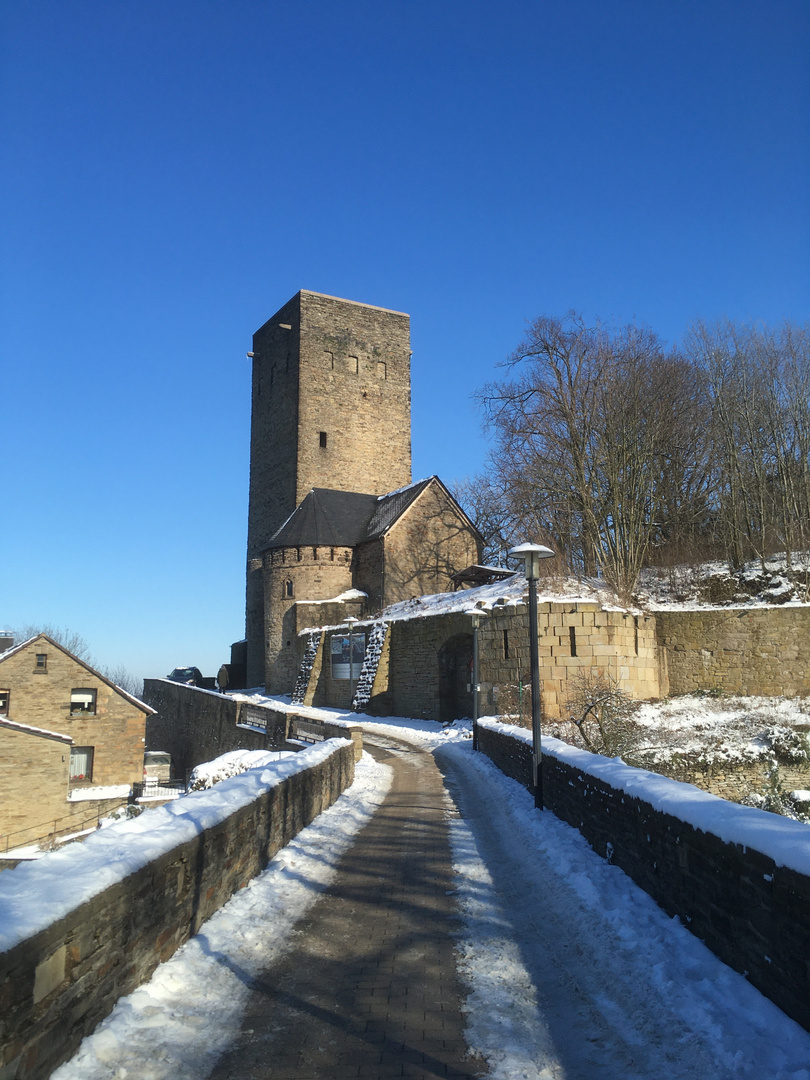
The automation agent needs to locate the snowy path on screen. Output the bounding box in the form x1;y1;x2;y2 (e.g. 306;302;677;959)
434;738;810;1080
49;714;810;1080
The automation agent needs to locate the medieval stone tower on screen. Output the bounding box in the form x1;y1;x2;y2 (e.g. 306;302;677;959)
245;290;413;685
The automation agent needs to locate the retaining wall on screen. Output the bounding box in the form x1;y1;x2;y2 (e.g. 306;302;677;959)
477;720;810;1033
656;607;810;697
0;739;355;1080
142;680;290;777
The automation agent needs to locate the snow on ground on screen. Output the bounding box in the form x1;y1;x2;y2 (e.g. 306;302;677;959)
44;701;810;1080
50;751;393;1080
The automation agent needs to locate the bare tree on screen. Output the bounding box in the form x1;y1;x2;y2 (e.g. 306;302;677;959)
686;319;810;572
478;313;701;597
11;623;94;662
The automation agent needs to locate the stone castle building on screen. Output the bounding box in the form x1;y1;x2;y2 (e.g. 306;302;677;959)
245;291;481;689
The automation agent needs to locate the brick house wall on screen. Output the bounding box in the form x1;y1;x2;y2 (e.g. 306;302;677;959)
0;636;151;845
0;727;71;845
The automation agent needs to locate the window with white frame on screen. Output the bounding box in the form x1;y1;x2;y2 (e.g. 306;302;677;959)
70;688;97;715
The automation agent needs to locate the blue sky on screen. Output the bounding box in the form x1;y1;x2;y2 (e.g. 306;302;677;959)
2;0;808;683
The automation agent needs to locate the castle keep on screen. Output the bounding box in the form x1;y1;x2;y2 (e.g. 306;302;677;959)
245;291;480;689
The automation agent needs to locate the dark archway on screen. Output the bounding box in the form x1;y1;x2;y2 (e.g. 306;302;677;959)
437;633;473;722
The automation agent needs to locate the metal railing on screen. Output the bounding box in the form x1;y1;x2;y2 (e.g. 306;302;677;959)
1;798;131;855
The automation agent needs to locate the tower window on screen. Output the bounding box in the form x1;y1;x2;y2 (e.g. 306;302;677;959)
503;630;509;659
285;580;294;598
569;626;577;657
376;361;387;379
319;432;327;449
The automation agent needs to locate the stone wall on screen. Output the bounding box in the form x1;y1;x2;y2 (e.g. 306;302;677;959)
656;607;810;697
0;740;356;1080
246;290;412;686
479;601;660;719
263;545;356;692
142;681;289;779
477;721;810;1033
293;602;662;722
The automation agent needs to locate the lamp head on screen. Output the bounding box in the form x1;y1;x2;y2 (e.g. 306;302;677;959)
508;542;556;581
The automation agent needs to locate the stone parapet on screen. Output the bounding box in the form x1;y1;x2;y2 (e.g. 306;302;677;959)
0;740;355;1080
477;720;810;1033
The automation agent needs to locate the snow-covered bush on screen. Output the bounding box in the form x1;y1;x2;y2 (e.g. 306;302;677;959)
188;750;294;791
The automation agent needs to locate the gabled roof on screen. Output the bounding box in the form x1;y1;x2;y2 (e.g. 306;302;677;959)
264;476;481;553
0;634;155;715
359;478;433;542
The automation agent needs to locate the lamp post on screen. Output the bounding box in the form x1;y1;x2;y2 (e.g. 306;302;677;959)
509;543;556;809
346;616;359;710
466;609;482;750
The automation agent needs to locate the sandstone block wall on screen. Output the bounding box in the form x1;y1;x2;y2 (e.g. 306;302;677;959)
477;722;810;1033
480;601;660;719
0;728;71;847
0;741;356;1080
656;607;810;697
294;602;662;722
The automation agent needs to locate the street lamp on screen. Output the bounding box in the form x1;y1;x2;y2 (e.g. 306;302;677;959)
509;542;556;809
466;609;483;750
346;616;359;710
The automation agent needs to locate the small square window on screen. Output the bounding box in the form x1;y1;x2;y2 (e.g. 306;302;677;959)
35;653;47;672
319;431;327;449
70;688;97;716
70;746;94;782
0;690;9;716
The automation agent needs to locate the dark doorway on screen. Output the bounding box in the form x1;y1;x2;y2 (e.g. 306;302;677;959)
438;634;474;723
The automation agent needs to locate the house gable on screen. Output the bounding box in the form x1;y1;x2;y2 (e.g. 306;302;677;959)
0;635;149;788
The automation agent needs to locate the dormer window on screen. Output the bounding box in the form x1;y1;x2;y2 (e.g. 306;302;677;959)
70;688;97;715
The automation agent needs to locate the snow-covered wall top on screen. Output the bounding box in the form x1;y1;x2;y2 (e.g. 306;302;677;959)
479;717;810;878
0;739;351;953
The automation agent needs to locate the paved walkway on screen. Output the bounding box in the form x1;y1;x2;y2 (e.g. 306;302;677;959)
208;736;487;1080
